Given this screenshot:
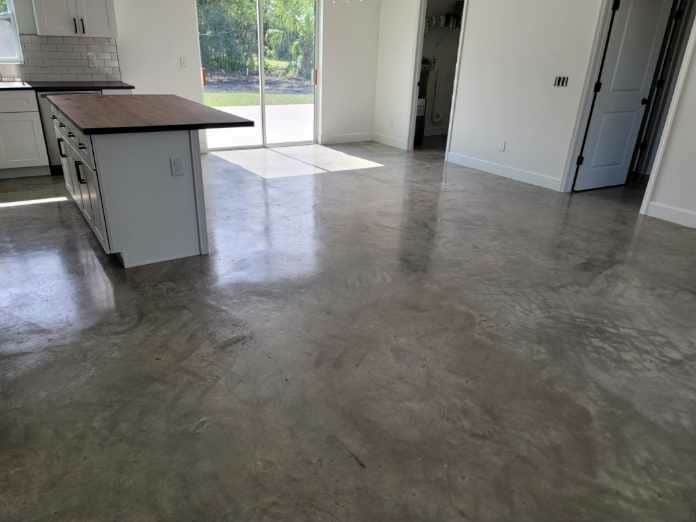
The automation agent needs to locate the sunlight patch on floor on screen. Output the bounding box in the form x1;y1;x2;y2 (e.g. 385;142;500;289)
272;145;382;172
212;145;382;180
0;196;68;208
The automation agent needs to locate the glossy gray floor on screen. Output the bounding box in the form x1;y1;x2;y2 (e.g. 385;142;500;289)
1;144;696;521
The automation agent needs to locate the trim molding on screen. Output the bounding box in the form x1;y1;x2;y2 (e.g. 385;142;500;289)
641;15;696;215
321;132;374;145
645;202;696;229
374;133;408;150
446;152;563;191
445;0;470;156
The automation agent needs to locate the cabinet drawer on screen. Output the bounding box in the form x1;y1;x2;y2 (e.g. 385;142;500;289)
53;110;95;170
0;91;39;113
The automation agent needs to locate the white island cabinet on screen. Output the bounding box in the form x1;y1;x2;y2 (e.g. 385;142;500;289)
48;94;253;268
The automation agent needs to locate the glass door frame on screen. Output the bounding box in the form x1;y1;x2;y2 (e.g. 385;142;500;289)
205;0;320;152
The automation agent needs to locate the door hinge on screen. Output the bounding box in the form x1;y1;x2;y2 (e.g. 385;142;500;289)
612;0;621;11
594;81;603;94
576;155;585;167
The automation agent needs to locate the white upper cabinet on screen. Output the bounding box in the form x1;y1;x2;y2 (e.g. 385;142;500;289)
33;0;114;37
75;0;114;38
33;0;78;36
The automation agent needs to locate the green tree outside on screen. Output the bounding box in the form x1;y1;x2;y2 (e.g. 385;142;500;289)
197;0;314;81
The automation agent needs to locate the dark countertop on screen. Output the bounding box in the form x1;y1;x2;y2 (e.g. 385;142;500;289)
29;80;135;92
48;94;255;135
0;81;33;90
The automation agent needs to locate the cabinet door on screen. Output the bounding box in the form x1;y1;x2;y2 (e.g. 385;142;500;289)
68;157;87;211
57;137;74;195
75;0;113;37
78;160;109;250
0;112;49;169
33;0;79;36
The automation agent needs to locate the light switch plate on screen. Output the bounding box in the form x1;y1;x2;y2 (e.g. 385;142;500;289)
170;157;185;177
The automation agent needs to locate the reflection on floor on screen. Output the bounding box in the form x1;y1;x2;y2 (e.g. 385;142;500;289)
0;196;67;208
2;143;696;521
213;144;383;179
0;174;66;203
206;104;314;149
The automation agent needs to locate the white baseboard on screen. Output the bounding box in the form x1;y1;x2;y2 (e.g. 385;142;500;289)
644;201;696;229
374;133;409;151
445;152;563;191
321;132;373;145
0;165;50;180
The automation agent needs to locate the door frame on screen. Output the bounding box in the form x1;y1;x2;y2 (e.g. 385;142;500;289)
640;11;696;215
407;0;469;153
202;0;320;152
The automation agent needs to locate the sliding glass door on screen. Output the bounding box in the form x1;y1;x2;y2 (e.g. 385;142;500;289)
197;0;316;150
262;0;315;145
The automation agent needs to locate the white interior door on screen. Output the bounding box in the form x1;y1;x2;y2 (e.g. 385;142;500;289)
574;0;672;191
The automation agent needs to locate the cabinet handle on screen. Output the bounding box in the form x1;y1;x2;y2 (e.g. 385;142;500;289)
73;17;78;34
67;132;75;139
78;143;87;150
59;122;66;128
75;161;87;184
57;138;68;159
80;18;86;34
51;115;57;120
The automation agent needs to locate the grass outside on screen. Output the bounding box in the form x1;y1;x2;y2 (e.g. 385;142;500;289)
204;91;313;107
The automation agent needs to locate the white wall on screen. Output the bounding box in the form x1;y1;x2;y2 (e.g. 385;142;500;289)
642;21;696;229
373;0;422;150
112;0;203;103
319;0;380;144
447;0;603;191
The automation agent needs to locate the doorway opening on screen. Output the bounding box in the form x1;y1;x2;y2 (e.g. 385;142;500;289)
196;0;318;151
570;0;695;195
412;0;464;152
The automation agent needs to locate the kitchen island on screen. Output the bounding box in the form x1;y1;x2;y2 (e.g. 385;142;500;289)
48;94;253;268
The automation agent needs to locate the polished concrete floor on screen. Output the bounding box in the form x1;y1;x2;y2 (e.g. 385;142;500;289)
1;144;696;521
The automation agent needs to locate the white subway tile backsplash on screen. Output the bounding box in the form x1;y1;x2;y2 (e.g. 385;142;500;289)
0;35;121;81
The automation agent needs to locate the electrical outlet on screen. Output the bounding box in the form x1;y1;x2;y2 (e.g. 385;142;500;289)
499;141;507;152
170;157;185;177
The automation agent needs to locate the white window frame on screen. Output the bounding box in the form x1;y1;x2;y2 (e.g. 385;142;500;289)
0;0;23;64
